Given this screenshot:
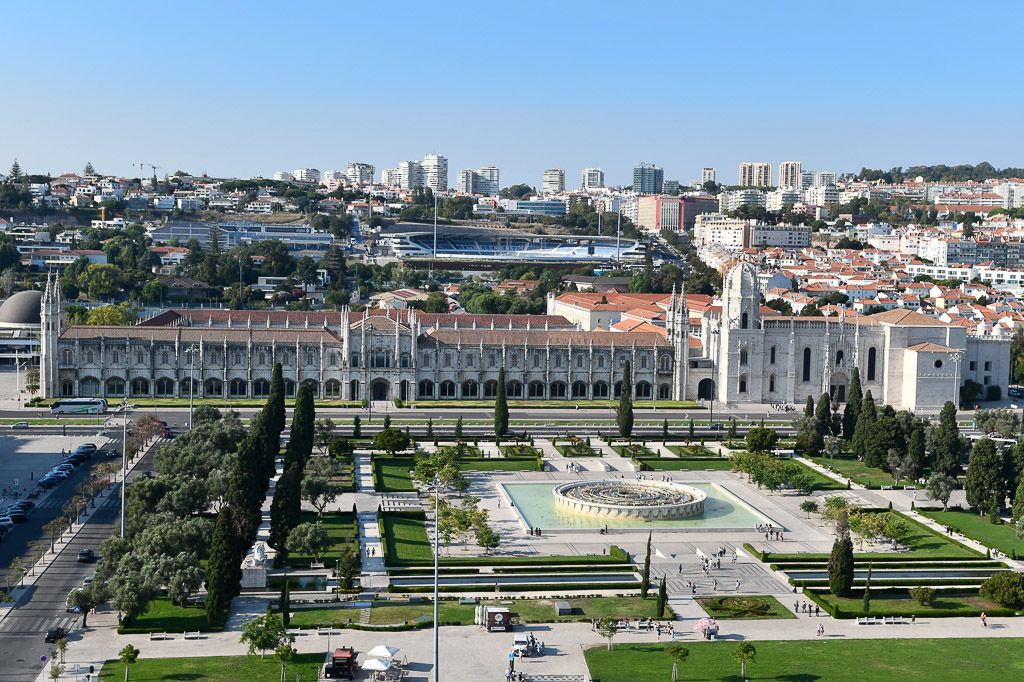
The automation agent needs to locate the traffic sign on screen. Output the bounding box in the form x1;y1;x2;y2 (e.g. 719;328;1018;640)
75;606;81;613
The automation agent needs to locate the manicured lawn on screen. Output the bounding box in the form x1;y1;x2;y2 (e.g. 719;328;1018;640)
372;456;416;492
805;455;896;488
412;400;701;409
920;509;1024;557
644;459;734;471
461;459;540;472
696;595;796;620
286;511;359;568
119;597;219;633
667;445;721;458
786;459;847;490
99;653;326;681
810;588;1002;618
500;445;542;458
381;513;435;564
612;445;657;458
555;444;600;456
584;639;1024;681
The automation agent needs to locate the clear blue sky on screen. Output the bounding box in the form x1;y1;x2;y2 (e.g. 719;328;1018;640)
2;0;1021;187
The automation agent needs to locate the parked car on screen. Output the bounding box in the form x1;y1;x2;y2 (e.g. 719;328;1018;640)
45;626;67;642
78;548;93;563
7;511;27;523
81;576;94;588
100;450;119;459
10;500;33;512
162;429;174;438
9;422;28;429
0;517;13;530
38;477;60;488
74;443;97;454
708;423;726;430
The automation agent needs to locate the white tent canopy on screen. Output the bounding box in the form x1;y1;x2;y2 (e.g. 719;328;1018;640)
367;645;401;659
361;658;392;672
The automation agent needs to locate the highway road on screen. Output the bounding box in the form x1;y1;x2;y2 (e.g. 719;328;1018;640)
0;436;161;682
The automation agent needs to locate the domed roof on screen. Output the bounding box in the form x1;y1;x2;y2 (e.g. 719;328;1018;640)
0;290;42;327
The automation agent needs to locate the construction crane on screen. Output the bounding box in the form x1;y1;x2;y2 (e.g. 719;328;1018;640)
150;164;162;179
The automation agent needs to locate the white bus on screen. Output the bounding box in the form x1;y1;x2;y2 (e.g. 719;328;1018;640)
50;398;108;415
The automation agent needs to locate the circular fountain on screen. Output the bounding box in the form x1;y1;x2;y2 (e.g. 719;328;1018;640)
552;480;706;520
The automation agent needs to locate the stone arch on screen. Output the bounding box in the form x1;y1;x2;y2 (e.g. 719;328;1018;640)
229;378;247;397
635;381;652;399
593;381;609;398
550;381;567;398
204;378;223;397
325;379;342;398
462;380;478;398
506;380;523;398
370;379;390;401
418;380;434;398
528;381;545;398
105;377;125;397
253;378;271;397
439;380;456;399
697;378;714;400
572;381;588;398
658;383;671;399
130;377;150;397
483;380;498;398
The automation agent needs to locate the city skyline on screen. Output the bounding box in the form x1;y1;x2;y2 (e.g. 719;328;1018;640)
2;2;1023;187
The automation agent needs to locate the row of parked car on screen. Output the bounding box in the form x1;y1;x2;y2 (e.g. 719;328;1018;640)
37;443;99;489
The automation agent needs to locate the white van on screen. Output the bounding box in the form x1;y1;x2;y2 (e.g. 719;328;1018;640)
512;634;530;656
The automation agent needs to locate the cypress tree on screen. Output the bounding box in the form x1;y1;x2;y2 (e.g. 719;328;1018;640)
656;577;667;618
907;426;926;474
1012;477;1024;523
280;580;291;627
206;505;244;624
285;384;315;469
494;367;508;438
815;393;832;437
933;401;963;478
618;361;634;438
353;415;361;438
852;390;877;461
268;363;286;435
269;463;303;559
827;510;855;597
965;438;1003;515
641;531;652;598
862;563;872;613
804;395;814;418
842;368;862;440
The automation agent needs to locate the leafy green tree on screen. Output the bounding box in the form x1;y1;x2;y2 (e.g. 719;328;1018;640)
119;644;140;682
337;545;360;589
732;642;756;681
800;500;820;519
926;473;957;511
597;616;617;650
980;571;1024;607
68;582;109;628
352;415;361;438
827;510;855;597
275;644;296;682
240;608;294;659
286;522;331;563
864;415;905;469
454;415;464;440
301;457;342;516
1013;477;1024;523
666;643;689;682
192;404;222;423
966;438;1005;515
745;427;778;453
805;396;814;418
373;427;410;454
617;361;634;438
141;280;169;303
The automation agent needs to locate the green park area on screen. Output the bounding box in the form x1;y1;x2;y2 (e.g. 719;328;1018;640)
286;596;664;628
643;458;733;471
118;597;219;634
372;456;417;492
695;595;796;620
284;511;359;568
805;455;896;488
920;509;1024;557
584;638;1024;681
99;652;325;681
809;588;1006;618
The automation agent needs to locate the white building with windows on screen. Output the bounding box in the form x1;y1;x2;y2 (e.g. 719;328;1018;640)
581;168;605;189
542;169;565;194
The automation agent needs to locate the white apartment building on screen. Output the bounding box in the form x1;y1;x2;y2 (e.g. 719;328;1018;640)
423;154;448;192
542;168;565;194
750;225;811;249
293;168;321;183
719;189;766;212
800;170;837;189
458;166;500;196
581;168;605;189
805;184;840;206
322;170;346;183
702;168;716;184
382;168;400;186
739;162;772;187
766;187;802;212
398;161;425;190
274;171;294;181
778;161;802;189
346;162;376;185
694;214;747;248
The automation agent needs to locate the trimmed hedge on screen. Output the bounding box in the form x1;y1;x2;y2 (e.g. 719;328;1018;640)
397;582;641;593
772;561;1007;571
492;565;636;574
803;587;1018;619
791;578;989;588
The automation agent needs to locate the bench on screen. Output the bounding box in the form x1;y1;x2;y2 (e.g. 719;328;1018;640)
554;601;571;616
183;631;201;640
526;676;586;682
408;595;423;603
459;597;478;605
310;562;325;569
149;632;169;640
317;627;338;635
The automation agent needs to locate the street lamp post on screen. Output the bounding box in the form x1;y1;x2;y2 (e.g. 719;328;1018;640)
186;345;198;429
431;192;439;280
432;474;442;682
120;396;131;538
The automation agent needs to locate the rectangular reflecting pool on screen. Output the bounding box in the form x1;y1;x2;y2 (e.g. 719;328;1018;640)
500;482;772;529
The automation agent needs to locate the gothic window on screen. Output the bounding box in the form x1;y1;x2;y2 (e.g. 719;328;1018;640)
868;347;877;381
555;354;562;368
511;354;519;368
741;312;749;329
282;352;289;365
351;353;360;368
836;350;844;367
330;353;338;366
260;353;267;365
136;351;143;364
769;375;776;392
659;355;671;371
162;351;169;364
770;346;776;365
640;356;647;369
235;352;242;365
467;354;474;367
598;355;605;369
307;352;315;366
401;353;409;368
739;376;748;393
533;354;541;368
576;355;583;368
62;349;73;365
802;347;811;382
87;351;94;363
112;351;119;364
212;352;219;364
488;354;496;368
422;354;430;367
444;354;452;367
740;349;748;366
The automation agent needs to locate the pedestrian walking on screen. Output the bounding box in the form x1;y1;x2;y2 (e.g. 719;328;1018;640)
735;580;740;591
794;601;799;613
678;563;682;574
713;579;718;592
981;612;987;627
